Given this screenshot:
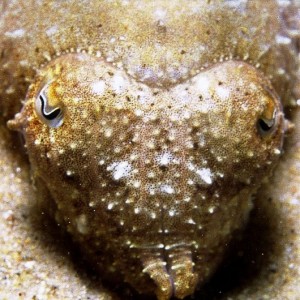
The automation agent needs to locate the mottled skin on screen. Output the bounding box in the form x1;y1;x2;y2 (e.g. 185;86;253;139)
0;1;299;299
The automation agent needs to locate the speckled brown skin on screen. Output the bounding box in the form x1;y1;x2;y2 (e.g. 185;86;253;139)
1;1;299;299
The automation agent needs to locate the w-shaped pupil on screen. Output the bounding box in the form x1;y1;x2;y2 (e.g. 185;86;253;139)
258;118;273;132
39;95;61;120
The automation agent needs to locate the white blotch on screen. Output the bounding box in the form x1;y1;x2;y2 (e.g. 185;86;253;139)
34;139;41;145
2;210;14;221
197;168;213;184
187;218;196;225
194;76;210;93
5;86;15;94
46;26;58;36
148;184;156;195
274;148;281;155
154;8;167;21
241;102;249;111
5;28;25;38
187;179;194;185
107;203;115;210
107;161;132;180
208;206;216;214
23;261;36;269
104;128;113;138
111;72;128;93
168;210;175;217
151;212;157;219
91;81;106;95
134;109;143;117
136;89;150;105
276;34;291;45
156;152;174;166
198;133;206;147
216;86;230;99
66;170;73;176
133;181;141;188
184;197;191;202
76;214;89;234
224;0;247;9
70;142;77;149
189;163;214;185
160;184;175;194
290;198;300;205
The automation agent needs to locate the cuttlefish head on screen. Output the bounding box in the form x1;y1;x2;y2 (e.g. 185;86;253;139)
8;53;286;299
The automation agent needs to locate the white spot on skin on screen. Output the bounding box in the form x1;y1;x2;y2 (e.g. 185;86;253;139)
274;148;281;155
134;109;143;117
104;127;113;138
107;161;132;180
156;152;174;166
107;203;115;210
194;76;210;93
168;210;176;217
187;218;196;224
150;212;157;219
224;0;247;9
188;163;214;184
91;81;106;95
196;168;213;184
5;86;15;94
160;184;175;194
147;184;156;195
198;133;206;147
70;142;77;149
76;214;89;234
66;170;73;176
275;34;291;45
111;72;128;93
216;86;230;99
5;28;26;38
23;261;36;269
110;37;116;43
46;26;58;36
133;181;141;188
153;8;167;21
208;206;216;214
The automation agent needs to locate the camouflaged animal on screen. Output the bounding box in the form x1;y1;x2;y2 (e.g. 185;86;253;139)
1;1;299;299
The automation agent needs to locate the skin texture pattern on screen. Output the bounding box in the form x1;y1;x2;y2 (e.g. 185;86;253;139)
0;1;299;299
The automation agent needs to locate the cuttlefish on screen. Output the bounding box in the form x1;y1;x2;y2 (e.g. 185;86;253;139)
1;1;299;299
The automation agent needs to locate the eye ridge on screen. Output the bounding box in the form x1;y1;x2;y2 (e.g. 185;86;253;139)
39;94;62;121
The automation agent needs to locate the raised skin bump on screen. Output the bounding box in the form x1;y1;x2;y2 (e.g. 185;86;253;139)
1;1;299;299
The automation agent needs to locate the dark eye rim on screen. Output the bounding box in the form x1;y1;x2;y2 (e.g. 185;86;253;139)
257;109;279;137
39;94;62;121
35;81;64;128
256;85;282;137
257;117;275;132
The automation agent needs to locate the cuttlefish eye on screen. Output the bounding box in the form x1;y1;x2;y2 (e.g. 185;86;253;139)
35;83;64;128
257;94;279;137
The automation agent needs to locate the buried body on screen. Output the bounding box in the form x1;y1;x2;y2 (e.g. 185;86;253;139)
1;1;300;299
